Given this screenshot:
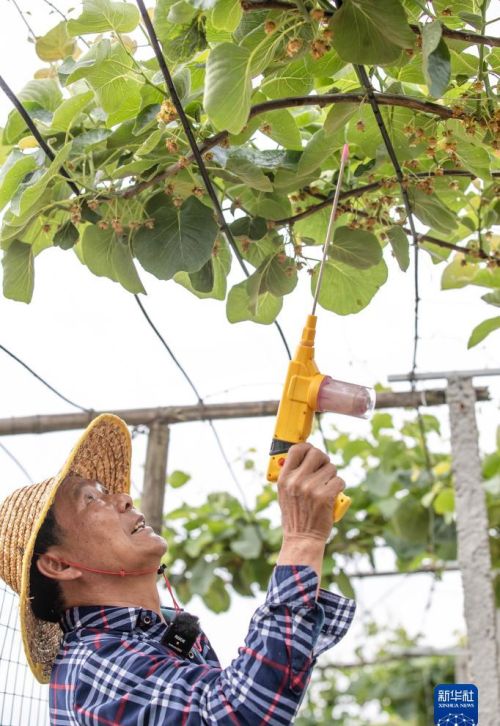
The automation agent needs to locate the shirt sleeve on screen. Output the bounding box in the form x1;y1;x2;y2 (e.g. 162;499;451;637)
72;565;355;726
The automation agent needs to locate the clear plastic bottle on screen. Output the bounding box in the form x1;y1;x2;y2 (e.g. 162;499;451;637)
317;376;376;418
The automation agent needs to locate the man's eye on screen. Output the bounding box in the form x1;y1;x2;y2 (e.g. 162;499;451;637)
85;493;97;503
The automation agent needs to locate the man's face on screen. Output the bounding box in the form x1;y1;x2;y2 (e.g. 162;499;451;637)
51;474;167;574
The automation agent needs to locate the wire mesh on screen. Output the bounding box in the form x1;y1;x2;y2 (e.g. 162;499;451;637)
0;582;49;726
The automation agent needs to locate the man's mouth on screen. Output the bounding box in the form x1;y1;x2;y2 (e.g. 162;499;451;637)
131;516;146;534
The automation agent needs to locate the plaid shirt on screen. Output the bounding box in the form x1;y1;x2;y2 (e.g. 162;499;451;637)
50;565;356;725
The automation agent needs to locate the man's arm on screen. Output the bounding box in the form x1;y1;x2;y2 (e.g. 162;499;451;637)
70;564;354;725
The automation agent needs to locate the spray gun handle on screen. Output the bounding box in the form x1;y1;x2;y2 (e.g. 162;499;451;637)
267;446;352;523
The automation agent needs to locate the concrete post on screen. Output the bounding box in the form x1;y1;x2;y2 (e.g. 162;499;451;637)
447;376;500;725
142;422;169;535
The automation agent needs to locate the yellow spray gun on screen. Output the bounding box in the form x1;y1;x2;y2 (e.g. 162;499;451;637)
267;144;376;523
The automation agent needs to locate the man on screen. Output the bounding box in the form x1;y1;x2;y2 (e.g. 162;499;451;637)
0;413;355;724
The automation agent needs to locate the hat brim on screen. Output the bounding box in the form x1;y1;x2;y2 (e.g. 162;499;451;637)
19;413;132;683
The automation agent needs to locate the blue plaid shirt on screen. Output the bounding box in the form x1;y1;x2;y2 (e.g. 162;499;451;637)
50;565;356;724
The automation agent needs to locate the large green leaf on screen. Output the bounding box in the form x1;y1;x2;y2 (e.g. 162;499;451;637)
422;20;450;98
67;40;142;126
312;258;388;315
331;0;414;65
410;189;458;235
35;21;77;61
441;254;500;290
324;103;358;135
260;109;302;151
262;60;313;99
330;227;382;269
67;0;140;35
387;226;410;272
9;145;72;222
298;129;343;176
467;316;500;349
134;194;218;280
230;525;262;559
81;226;145;293
0;152;37;212
48;91;94;133
202;575;230;612
225;157;273;192
175;237;231;300
211;0;242;32
227;279;282;324
18;79;63;111
204;43;252;134
2;240;34;303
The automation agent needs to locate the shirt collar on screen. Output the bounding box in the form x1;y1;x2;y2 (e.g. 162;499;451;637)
60;605;164;634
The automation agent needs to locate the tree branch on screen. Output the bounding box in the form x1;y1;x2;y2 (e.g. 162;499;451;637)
122;92;457;198
239;1;500;46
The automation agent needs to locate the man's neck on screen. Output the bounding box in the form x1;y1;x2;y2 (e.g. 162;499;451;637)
63;574;166;621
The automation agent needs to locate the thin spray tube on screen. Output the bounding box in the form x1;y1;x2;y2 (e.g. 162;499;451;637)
311;143;350;316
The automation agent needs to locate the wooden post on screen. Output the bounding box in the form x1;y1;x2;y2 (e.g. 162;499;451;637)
447;376;500;725
142;422;169;535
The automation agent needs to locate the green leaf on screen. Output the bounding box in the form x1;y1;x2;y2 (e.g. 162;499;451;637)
10;144;72;222
441;254;500;290
111;239;146;294
48;91;94;133
18;79;63;111
190;560;216;596
204;43;252;134
331;0;414;65
433;489;455;514
225;157;273;192
260;109;302;151
168;1;197;24
482;290;500;307
454;143;491;181
262;60;313;99
313;258;388;315
211;0;242;32
227;280;282;324
230;216;267;240
372;412;393;436
2;240;34;303
410;189;458;235
330;227;382;269
467;316;500;349
81;226;144;293
336;570;355;599
324;103;358;135
298;129;343;176
67;0;140;35
0;151;37;212
387;226;410;272
202;575;230;613
53;221;79;250
67;40;142;126
175;238;231;300
230;525;262;559
168;470;191;488
134;195;218;280
35;21;77;61
422;21;450;98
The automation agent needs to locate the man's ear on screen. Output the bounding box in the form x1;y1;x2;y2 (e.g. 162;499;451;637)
36;553;82;582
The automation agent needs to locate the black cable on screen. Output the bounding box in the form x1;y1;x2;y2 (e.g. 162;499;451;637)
0;344;91;412
133;296;252;508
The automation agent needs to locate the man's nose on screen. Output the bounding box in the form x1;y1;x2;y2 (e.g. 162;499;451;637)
113;492;133;512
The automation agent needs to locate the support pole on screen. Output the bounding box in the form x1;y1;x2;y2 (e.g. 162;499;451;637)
447;376;500;725
142;422;170;535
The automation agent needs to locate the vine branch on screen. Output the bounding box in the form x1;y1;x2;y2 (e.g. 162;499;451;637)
240;1;500;46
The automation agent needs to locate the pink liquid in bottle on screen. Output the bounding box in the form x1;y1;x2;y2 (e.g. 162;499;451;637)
317;376;375;419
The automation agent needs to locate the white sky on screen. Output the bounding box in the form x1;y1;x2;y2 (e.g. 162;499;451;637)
0;1;499;722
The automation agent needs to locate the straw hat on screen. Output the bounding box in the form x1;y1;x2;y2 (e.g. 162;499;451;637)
0;413;132;684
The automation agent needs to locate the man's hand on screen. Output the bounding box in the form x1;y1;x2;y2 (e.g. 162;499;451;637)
276;443;345;579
